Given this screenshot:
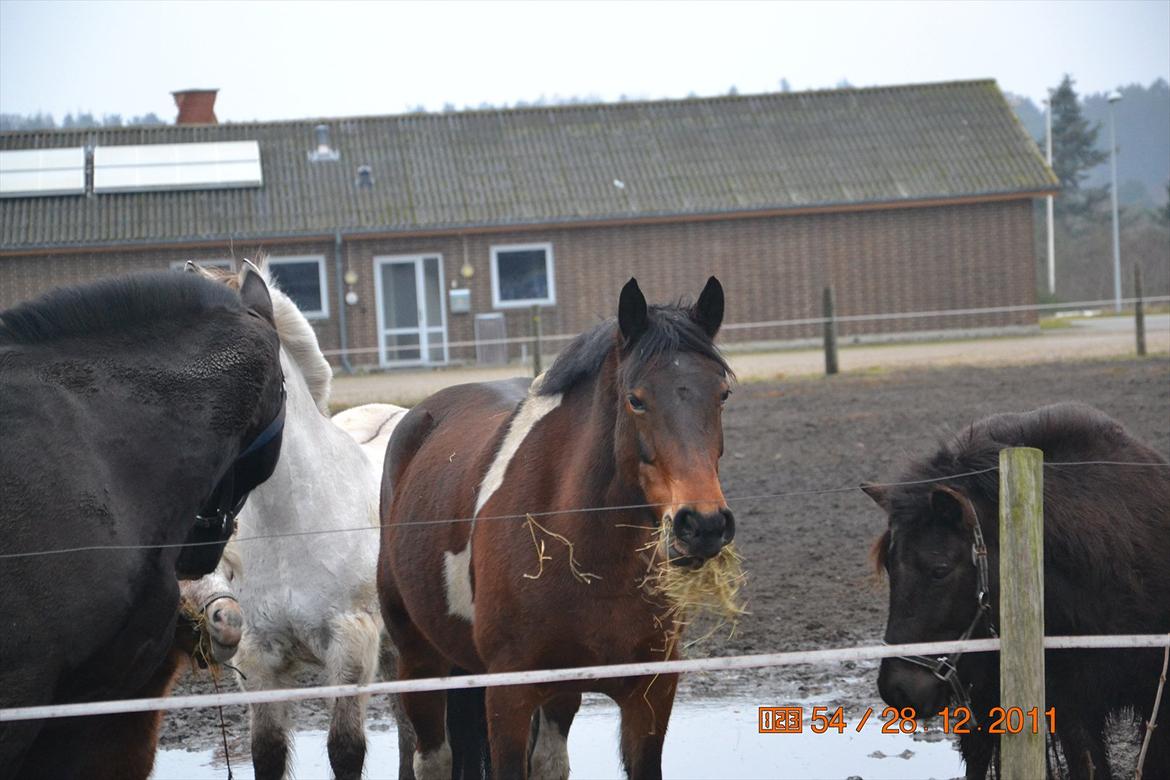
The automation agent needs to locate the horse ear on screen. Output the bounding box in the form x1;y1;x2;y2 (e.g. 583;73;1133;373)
618;278;649;345
185;260;216;280
691;276;724;338
239;260;275;325
930;484;976;527
860;482;889;511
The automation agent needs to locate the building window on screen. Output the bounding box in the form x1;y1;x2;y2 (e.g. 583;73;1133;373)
490;243;555;308
268;255;329;319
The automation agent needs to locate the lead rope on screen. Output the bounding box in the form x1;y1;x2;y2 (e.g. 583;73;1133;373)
210;671;234;780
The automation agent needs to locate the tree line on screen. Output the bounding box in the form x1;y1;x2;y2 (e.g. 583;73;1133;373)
1016;76;1168;301
0;112;164;131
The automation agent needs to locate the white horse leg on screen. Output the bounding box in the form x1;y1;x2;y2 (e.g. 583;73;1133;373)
324;612;380;780
235;636;296;780
529;694;578;780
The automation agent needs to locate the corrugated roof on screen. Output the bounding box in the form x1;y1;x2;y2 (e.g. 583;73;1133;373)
0;80;1056;250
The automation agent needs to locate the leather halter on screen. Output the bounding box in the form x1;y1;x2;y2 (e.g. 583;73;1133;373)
890;506;998;720
193;383;287;539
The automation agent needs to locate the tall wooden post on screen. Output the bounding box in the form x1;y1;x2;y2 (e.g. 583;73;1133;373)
531;305;543;377
822;286;838;376
998;446;1046;780
1135;264;1147;357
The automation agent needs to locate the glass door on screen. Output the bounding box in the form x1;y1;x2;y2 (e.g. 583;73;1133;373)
375;255;448;366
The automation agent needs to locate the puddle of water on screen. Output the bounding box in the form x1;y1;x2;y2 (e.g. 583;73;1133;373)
154;698;964;779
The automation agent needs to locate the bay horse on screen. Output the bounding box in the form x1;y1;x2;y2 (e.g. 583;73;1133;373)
0;267;286;779
864;402;1170;779
191;263;398;780
378;277;734;780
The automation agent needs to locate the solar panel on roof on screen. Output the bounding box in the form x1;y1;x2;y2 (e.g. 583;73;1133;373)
92;140;262;193
0;148;86;198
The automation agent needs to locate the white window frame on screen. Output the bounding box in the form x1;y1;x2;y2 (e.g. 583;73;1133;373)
267;255;329;319
490;242;556;309
373;254;449;367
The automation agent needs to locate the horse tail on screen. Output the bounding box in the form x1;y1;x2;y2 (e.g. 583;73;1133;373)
446;673;490;780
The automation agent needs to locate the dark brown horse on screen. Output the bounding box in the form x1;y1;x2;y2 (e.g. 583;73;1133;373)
0;268;286;779
378;277;734;780
864;402;1170;779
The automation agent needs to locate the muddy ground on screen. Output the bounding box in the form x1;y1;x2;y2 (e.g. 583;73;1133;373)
161;356;1170;764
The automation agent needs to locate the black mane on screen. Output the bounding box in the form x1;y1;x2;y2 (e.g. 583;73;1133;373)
896;402;1157;498
880;402;1168;554
538;303;731;396
0;271;241;346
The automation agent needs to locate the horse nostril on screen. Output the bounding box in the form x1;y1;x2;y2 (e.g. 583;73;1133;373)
720;508;736;543
211;608;223;624
673;508;698;541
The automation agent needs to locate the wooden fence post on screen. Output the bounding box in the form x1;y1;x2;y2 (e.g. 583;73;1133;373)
1135;264;1147;357
822;286;838;376
531;305;543;377
998;446;1046;780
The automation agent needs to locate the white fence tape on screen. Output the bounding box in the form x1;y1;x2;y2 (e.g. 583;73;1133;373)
3;634;1166;722
321;295;1170;357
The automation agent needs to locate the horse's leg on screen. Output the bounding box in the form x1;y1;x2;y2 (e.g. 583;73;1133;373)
957;731;995;779
1057;708;1112;780
389;617;454;780
617;674;678;780
485;683;543;780
324;612;380;780
235;637;297;780
447;673;489;780
379;638;420;780
528;693;580;780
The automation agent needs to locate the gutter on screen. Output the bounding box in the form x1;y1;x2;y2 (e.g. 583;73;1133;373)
333;229;353;374
0;187;1060;257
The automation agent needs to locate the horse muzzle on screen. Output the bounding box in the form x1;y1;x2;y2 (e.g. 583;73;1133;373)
669;506;736;567
205;596;244;662
877;658;949;716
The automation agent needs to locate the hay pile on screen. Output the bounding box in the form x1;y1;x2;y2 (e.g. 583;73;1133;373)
641;518;747;645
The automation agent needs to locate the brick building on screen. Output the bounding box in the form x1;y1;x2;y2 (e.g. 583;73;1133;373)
0;81;1056;369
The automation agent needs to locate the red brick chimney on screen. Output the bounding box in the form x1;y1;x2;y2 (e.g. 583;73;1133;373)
171;89;219;125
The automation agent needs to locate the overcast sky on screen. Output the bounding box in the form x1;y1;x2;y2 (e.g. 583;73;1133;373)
1;0;1167;123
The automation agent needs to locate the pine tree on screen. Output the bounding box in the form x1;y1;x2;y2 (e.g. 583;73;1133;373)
1049;75;1109;221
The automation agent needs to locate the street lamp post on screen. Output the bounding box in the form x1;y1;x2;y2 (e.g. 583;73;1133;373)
1108;91;1123;313
1045;91;1056;296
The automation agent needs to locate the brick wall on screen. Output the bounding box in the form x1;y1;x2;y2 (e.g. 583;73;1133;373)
0;198;1037;368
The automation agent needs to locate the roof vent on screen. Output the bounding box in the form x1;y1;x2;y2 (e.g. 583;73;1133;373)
309;124;339;162
356;165;373;188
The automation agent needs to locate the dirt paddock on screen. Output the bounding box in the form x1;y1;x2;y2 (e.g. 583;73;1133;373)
161;356;1170;763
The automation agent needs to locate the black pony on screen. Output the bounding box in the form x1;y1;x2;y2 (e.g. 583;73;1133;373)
0;267;286;779
864;402;1169;779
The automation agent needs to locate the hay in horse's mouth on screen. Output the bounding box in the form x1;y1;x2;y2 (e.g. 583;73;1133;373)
180;600;227;676
643;520;748;636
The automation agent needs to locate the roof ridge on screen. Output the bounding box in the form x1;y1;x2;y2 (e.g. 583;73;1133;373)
1;79;1000;137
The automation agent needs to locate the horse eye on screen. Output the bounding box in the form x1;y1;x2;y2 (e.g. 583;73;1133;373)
930;564;951;580
720;389;731;405
627;394;646;413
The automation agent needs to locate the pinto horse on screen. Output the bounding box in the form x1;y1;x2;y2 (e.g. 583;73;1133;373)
0;268;286;779
378;277;734;780
864;402;1170;779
